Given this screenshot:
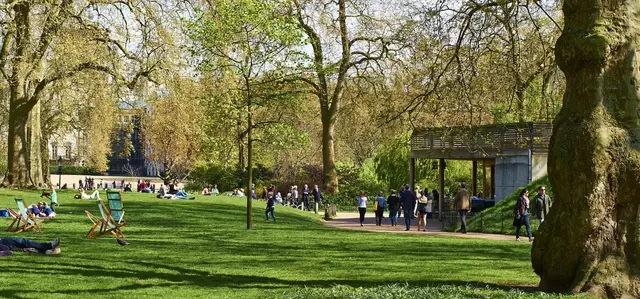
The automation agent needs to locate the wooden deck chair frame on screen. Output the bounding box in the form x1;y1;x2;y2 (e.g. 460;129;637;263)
84;201;105;238
85;198;125;239
7;198;42;233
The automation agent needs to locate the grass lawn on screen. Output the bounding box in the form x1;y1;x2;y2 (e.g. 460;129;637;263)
0;189;582;298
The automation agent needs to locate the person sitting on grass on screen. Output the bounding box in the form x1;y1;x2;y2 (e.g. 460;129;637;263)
78;188;100;200
28;204;46;218
201;185;211;196
0;237;61;256
265;192;276;222
38;202;56;219
211;184;219;195
174;185;195;200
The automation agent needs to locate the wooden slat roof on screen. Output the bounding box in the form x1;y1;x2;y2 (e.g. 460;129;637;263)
411;122;552;159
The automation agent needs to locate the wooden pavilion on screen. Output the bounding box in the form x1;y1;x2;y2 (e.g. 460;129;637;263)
410;122;553;220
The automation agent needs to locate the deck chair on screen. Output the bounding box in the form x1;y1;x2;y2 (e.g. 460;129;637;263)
85;199;124;238
85;191;126;238
7;198;42;233
107;191;126;225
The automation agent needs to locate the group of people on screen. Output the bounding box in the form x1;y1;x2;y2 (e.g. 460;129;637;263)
200;184;220;196
259;184;323;212
512;185;552;242
28;202;57;219
357;185;437;231
157;180;194;200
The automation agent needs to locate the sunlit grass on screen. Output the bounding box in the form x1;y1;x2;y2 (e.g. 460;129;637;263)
0;189;578;298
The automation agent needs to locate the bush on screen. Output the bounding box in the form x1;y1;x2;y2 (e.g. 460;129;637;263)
49;165;102;175
188;162;239;192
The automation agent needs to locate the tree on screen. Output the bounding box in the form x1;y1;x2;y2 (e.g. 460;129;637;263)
190;0;304;229
531;1;640;297
0;0;169;188
291;0;401;193
144;77;203;182
388;1;562;126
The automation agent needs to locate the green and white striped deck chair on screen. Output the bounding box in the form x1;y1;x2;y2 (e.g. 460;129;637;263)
85;198;125;239
7;198;42;233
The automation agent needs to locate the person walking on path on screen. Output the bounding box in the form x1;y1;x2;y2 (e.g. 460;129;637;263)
531;185;552;225
292;186;299;207
0;237;61;255
357;191;368;226
453;183;471;234
302;184;311;211
374;191;386;226
415;189;429;232
400;186;417;231
312;185;323;212
387;190;400;226
265;193;276;222
514;189;533;242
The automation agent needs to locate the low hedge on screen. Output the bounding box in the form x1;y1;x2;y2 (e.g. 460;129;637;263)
49;165;102;175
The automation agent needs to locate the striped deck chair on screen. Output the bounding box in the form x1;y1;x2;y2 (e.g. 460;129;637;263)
85;199;124;238
7;198;42;233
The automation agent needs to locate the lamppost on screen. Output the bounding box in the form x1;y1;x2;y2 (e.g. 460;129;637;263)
57;156;62;188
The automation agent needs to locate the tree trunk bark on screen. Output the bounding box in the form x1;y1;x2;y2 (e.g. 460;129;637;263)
321;116;339;193
531;1;640;298
29;100;44;187
7;100;31;188
516;88;526;122
246;109;253;230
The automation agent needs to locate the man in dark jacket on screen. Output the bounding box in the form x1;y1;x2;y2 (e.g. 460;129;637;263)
302;184;310;211
312;185;322;212
400;186;417;231
531;185;552;224
387;190;400;226
265;193;276;222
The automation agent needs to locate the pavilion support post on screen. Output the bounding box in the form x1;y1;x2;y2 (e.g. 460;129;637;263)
409;158;415;192
490;164;496;199
482;161;487;198
472;160;478;197
438;158;445;221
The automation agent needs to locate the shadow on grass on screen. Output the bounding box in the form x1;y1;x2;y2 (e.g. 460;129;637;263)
5;257;543;296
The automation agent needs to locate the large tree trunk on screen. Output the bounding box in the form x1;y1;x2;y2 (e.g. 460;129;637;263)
531;1;640;298
29;100;45;187
7;100;31;188
321;117;339;193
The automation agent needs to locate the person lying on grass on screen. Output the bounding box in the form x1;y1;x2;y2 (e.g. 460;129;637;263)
0;237;61;256
76;188;100;200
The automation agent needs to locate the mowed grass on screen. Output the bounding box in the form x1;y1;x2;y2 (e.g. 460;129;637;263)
0;190;580;299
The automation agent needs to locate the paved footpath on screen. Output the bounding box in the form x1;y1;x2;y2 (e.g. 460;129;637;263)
322;212;518;242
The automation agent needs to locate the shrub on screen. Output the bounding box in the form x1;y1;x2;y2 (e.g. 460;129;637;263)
49;165;102;175
188;162;238;192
